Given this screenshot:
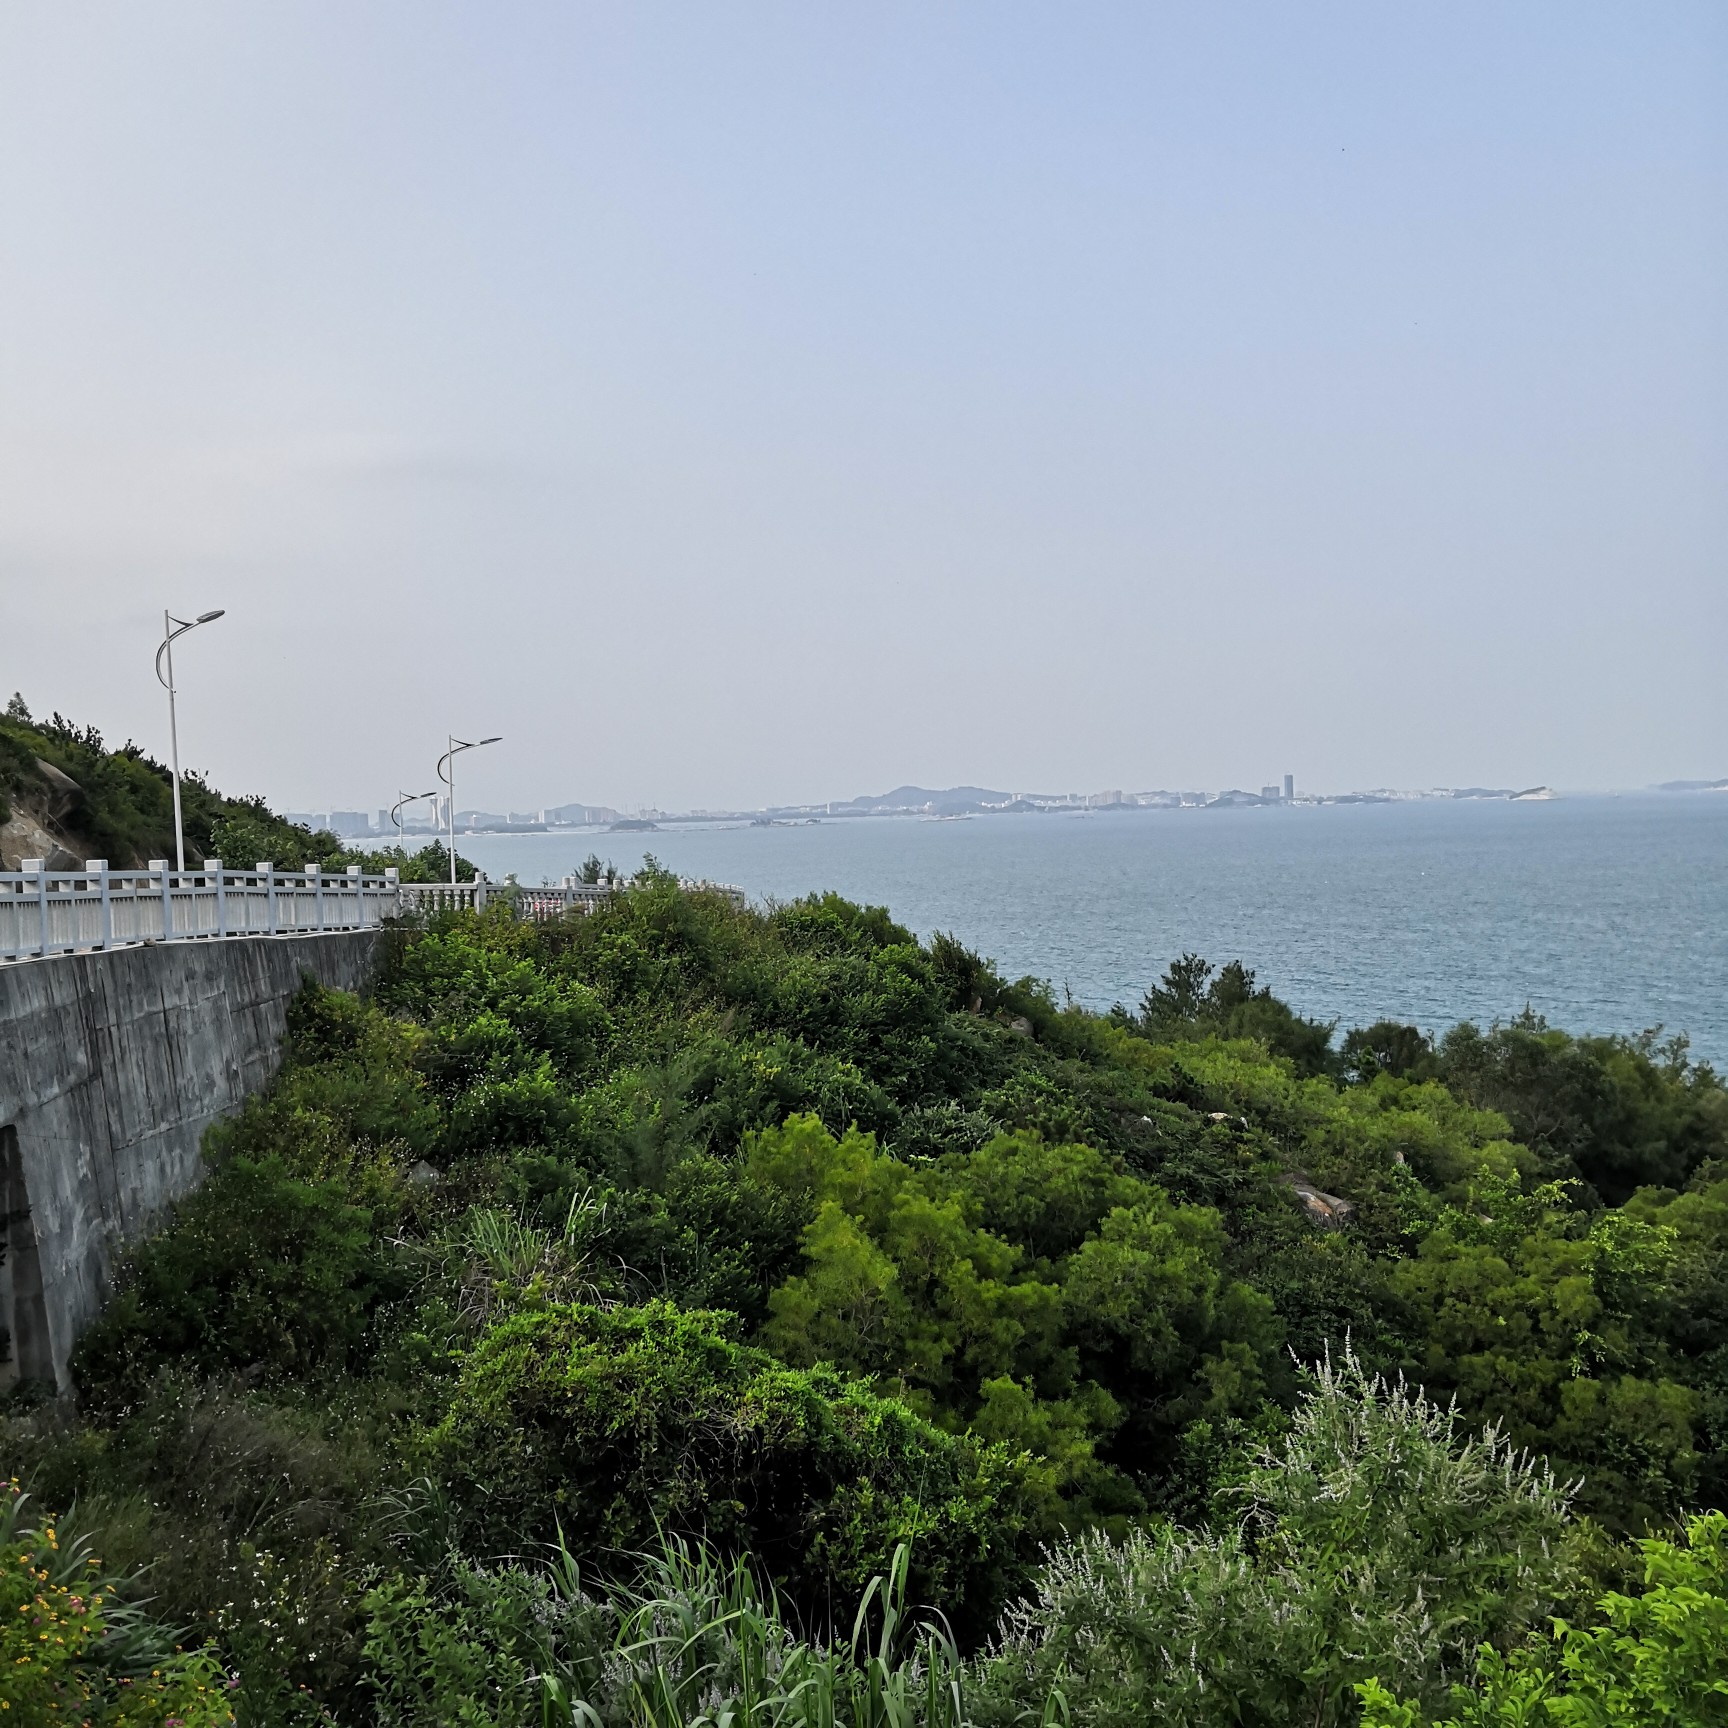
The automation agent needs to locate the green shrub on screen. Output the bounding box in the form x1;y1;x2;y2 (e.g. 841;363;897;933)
746;1115;1278;1494
73;1152;411;1405
975;1349;1578;1728
1359;1510;1728;1727
428;1297;1039;1635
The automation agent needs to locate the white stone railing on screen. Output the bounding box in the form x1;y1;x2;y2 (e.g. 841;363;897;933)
0;859;401;961
395;876;746;922
513;881;619;920
392;878;495;918
390;878;613;919
1;860;749;961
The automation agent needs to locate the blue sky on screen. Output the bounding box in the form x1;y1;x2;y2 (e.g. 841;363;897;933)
2;4;1723;810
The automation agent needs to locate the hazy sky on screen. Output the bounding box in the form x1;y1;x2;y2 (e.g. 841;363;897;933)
2;4;1723;813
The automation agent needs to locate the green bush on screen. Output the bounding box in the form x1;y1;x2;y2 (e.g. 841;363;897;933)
975;1350;1577;1728
747;1115;1277;1496
1360;1510;1728;1727
428;1297;1039;1635
73;1151;412;1406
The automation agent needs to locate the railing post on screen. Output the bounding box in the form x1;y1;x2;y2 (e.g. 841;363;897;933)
261;862;276;934
474;873;486;914
149;859;171;940
88;860;111;950
23;859;45;956
346;863;362;929
309;863;324;931
384;867;399;928
208;858;226;938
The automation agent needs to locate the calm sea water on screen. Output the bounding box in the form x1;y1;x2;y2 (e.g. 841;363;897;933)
452;796;1728;1067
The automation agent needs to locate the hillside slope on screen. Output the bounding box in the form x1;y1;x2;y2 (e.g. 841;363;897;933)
0;694;467;880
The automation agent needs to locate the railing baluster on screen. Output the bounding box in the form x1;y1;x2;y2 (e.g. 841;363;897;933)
23;859;46;957
149;860;169;941
89;859;112;950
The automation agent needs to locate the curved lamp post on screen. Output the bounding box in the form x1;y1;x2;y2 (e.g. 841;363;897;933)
390;789;440;840
435;735;502;887
154;609;226;871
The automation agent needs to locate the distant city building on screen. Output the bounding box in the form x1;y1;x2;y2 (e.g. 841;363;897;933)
329;811;370;836
544;801;621;826
376;809;393;834
1283;773;1295;802
1087;790;1123;808
1261;786;1279;802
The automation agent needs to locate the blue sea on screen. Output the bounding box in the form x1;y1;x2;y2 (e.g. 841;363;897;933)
452;796;1728;1068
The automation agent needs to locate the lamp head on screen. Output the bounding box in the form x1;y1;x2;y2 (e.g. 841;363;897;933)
480;735;503;745
196;609;225;624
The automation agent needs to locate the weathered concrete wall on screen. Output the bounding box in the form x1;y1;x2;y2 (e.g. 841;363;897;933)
0;932;384;1391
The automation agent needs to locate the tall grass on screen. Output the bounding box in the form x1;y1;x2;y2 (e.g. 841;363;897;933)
457;1190;612;1323
539;1539;983;1728
366;1533;1033;1728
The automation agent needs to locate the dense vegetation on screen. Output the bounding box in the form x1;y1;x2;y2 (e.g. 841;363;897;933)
6;854;1728;1723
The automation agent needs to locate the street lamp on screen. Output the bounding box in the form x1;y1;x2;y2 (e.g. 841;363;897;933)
390;789;439;840
436;735;502;887
154;609;226;872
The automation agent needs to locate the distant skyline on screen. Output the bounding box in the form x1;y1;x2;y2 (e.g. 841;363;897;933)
284;775;1726;839
3;4;1724;812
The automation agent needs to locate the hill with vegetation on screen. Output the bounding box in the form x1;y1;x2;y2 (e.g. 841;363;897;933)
5;736;1728;1723
0;693;469;881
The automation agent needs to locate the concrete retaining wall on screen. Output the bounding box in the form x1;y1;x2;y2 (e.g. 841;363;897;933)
0;931;385;1392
